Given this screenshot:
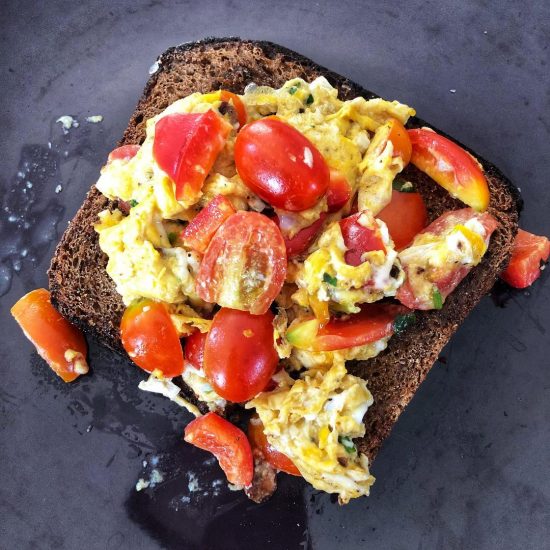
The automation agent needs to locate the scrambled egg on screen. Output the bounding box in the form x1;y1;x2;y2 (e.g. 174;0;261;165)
247;358;375;504
291;213;404;314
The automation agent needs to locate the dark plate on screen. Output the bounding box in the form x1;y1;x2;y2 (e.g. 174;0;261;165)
2;1;549;549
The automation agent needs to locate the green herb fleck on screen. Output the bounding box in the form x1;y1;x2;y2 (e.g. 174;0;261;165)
392;176;415;193
339;436;356;454
432;288;443;310
306;94;314;105
168;232;178;246
129;199;139;207
323;272;338;286
288;86;299;95
393;312;417;335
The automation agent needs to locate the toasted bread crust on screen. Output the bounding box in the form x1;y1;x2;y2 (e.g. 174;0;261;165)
48;38;521;459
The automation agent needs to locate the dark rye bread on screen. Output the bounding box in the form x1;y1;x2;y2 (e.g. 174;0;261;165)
48;38;522;462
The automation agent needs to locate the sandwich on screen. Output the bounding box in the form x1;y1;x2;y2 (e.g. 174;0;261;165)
13;38;549;505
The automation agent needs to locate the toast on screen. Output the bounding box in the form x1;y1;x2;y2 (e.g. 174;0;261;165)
48;38;522;462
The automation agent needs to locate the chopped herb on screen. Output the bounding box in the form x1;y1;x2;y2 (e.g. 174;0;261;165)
306;94;314;105
288;86;299;95
168;232;178;246
339;436;356;454
129;199;139;207
392;176;415;193
432;288;443;310
323;272;338;286
393;312;417;334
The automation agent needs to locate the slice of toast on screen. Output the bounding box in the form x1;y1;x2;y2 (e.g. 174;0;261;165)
48;38;522;462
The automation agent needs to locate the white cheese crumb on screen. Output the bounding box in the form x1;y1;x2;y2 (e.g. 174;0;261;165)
86;115;103;123
135;478;150;491
56;115;79;133
148;60;160;75
187;472;200;492
449;89;456;94
55;185;63;194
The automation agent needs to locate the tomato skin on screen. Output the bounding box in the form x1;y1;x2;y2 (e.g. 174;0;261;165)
184;412;253;486
120;300;184;378
196;211;287;315
248;415;301;476
327;170;352;213
408;128;490;212
184;330;207;370
235;118;330;211
279;213;327;258
339;211;386;266
182;194;236;254
501;229;550;288
287;303;410;352
153;111;231;204
387;118;412;165
107;144;140;164
396;208;498;310
11;289;88;382
203;308;278;403
377;189;428;250
219;90;248;128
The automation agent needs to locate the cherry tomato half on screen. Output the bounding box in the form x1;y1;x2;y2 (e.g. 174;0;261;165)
235;118;330;211
153;111;231;205
120;299;184;378
203;308;278;403
182;194;236;254
11;288;89;382
196;211;287;315
248;415;301;476
184;330;207;371
377;189;428;250
408;128;490;212
500;229;550;289
184;412;253;486
339;211;386;266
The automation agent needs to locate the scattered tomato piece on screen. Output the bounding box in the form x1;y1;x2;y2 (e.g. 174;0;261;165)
387;118;412;165
377;188;428;250
153;111;231;205
219;90;248;128
203;308;278;402
339;211;386;266
500;229;550;288
11;288;88;382
184;412;253;486
235;118;330;211
107;144;140;164
327;170;352;213
182;194;236;253
279;213;327;258
248;415;301;476
286;303;410;352
196;211;287;315
184;330;207;371
120;300;184;378
408;128;490;212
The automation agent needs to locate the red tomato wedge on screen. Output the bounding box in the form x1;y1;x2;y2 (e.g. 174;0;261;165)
286;303;410;352
153;111;231;204
327;170;352;213
120;300;184;378
11;289;89;382
184;412;253;487
196;211;287;315
500;229;550;288
235;118;330;211
107;144;140;164
203;308;278;402
408;128;490;212
183;330;207;371
339;211;386;266
279;212;327;258
387;118;412;165
377;189;428;250
396;208;498;310
219;90;247;129
248;415;301;476
182;194;236;253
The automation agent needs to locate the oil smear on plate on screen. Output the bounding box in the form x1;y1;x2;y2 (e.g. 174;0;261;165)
0;115;104;296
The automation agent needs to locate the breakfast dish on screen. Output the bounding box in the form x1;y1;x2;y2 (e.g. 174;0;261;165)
13;39;549;505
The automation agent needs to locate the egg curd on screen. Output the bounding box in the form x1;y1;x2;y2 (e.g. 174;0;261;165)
93;77;419;502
